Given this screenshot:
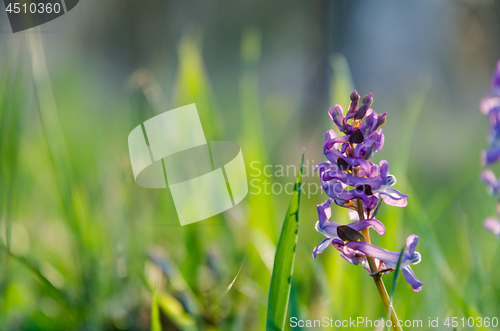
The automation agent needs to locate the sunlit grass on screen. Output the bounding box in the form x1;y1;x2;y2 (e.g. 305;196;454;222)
0;27;498;331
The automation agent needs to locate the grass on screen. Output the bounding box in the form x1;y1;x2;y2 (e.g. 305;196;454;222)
266;151;304;331
0;27;499;331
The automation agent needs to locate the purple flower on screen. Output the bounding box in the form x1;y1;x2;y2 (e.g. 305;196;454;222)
326;94;386;162
320;92;408;215
345;235;422;292
314;90;422;294
331;238;374;272
312;199;386;259
481;110;500;166
481;62;500;166
353;129;385;160
480;62;500;116
315;161;378;210
493;61;500;87
484;218;500;238
480;62;500;240
316;159;409;209
481;170;500;196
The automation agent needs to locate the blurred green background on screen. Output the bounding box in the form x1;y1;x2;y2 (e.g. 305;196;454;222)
1;1;500;330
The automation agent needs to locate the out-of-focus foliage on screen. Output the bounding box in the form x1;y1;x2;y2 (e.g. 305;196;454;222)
0;2;500;330
266;152;303;331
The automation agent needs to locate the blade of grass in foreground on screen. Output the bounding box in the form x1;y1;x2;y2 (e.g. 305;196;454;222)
385;247;405;331
406;184;489;331
151;291;162;331
142;276;197;331
0;53;25;325
266;151;304;331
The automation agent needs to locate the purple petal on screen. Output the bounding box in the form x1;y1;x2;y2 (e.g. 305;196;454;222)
484;218;500;237
380;188;409;207
481;169;498;190
332;239;362;265
366;196;379;210
353;130;384;159
317;199;333;228
344;241;400;264
483;146;500;166
321;178;375;208
381;187;409;199
324;147;347;163
324;152;373;176
321;179;347;199
340;142;349;153
352;93;373;120
401;266;423;292
373;112;387;132
319;222;341;237
346;90;360;116
332;135;351;145
406;234;419;257
348;219;386;236
480;96;500;115
492;61;500;87
359;111;375;135
313;161;332;173
379;160;390;180
324;130;338;150
368;162;380;178
323;130;350;152
377;131;385;152
380;195;407;207
348;209;359;221
313;238;333;259
331;238;345;250
328;105;344;129
323;169;384;190
368;114;378;132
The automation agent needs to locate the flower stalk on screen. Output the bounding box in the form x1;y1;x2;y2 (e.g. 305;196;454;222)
357;199;401;331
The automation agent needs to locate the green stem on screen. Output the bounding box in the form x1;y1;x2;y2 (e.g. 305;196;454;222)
357;198;402;331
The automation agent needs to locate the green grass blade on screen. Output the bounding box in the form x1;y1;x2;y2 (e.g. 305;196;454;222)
0;243;74;309
156;291;198;331
329;53;355;109
151;291;162;331
385;246;405;331
175;29;221;140
390;247;405;303
380;80;430;251
406;184;490;331
266;151;304;331
240;27;278;246
0;53;25;320
142;277;198;331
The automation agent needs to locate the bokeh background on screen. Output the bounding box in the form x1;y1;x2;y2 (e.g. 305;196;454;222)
1;0;500;330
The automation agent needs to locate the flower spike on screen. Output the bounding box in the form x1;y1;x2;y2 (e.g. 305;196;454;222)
480;61;500;239
313;90;423;315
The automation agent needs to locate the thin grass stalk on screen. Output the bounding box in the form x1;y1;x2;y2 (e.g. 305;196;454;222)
26;30;98;328
0;53;25;327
